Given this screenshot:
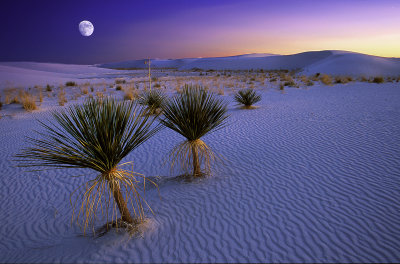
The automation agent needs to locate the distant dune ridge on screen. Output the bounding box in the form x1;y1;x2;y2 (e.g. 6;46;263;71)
99;50;400;76
1;50;400;87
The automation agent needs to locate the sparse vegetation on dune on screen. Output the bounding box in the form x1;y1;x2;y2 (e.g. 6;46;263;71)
115;78;126;84
20;91;37;111
3;88;21;104
58;87;67;106
15;97;161;235
320;74;333;85
81;87;89;95
160;84;229;177
371;76;385;84
65;81;77;87
124;88;139;101
334;76;353;84
234;89;261;109
96;92;104;99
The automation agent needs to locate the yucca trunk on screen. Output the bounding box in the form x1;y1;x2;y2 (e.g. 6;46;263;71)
107;177;133;223
191;143;201;177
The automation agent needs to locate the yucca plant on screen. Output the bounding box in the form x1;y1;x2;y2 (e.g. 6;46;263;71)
160;84;229;177
138;90;167;115
15;97;160;234
234;89;261;109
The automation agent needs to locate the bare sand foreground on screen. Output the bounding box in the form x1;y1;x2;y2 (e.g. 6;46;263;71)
0;61;399;263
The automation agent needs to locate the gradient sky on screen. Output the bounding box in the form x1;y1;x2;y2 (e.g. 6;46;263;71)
1;0;399;64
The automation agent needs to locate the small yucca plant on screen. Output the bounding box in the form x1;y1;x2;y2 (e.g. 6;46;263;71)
234;89;261;109
138;90;167;114
15;97;160;235
160;84;229;177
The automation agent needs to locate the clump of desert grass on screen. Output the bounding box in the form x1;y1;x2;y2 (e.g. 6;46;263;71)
65;81;77;87
334;76;353;84
371;76;385;84
46;84;53;92
310;73;321;81
234;89;261;109
320;74;333;85
281;75;296;87
58;87;67;106
138;90;167;115
15;97;161;235
4;88;21;104
115;78;126;84
160;84;229;178
124;88;139;101
81;86;89;95
20;91;38;111
96;92;104;99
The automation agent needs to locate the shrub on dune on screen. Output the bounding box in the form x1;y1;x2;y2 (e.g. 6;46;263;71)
160;85;229;177
306;80;314;86
334;76;353;84
15;97;161;235
320;74;333;85
65;81;77;87
58;88;67;106
124;88;138;101
20;91;37;111
371;76;385;84
234;89;261;109
115;78;126;84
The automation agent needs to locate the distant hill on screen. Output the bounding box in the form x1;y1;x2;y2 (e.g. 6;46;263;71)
99;50;400;76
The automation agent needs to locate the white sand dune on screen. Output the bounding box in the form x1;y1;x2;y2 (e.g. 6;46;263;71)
0;62;125;88
0;79;399;262
303;51;400;76
99;50;400;77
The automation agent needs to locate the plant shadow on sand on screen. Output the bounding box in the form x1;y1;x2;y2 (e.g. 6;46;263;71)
145;172;211;187
91;172;209;238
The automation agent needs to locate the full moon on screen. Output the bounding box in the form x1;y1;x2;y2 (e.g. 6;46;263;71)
79;20;94;37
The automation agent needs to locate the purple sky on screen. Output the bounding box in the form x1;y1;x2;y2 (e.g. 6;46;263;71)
1;0;399;64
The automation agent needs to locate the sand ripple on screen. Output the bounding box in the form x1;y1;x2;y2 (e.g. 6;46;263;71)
0;83;399;262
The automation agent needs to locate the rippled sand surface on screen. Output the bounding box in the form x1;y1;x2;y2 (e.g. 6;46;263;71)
1;83;399;263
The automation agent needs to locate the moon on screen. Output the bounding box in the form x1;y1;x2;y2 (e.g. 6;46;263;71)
79;20;94;37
